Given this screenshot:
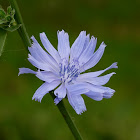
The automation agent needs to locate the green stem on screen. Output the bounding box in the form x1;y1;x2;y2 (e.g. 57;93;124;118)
8;0;83;139
9;0;31;49
50;92;82;140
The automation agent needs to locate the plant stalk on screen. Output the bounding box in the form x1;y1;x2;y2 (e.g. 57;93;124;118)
50;93;82;140
9;0;31;49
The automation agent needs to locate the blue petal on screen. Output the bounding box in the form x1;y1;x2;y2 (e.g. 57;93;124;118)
67;82;115;96
103;91;114;99
77;72;116;85
28;45;43;63
67;92;87;115
54;83;66;98
18;68;36;76
86;85;115;99
87;84;115;95
80;42;106;72
85;91;103;101
32;80;61;102
36;70;60;83
79;62;118;77
70;31;87;62
85;88;114;100
28;54;59;74
78;36;97;66
54;97;62;105
66;83;89;95
28;54;51;71
29;36;59;72
57;30;70;61
67;82;115;101
40;32;61;64
93;86;115;99
82;34;90;50
66;82;91;96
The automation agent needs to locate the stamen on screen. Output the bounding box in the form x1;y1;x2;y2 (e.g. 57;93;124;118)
59;59;80;83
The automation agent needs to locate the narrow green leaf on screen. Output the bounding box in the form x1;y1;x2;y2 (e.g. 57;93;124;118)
0;8;6;19
0;28;7;56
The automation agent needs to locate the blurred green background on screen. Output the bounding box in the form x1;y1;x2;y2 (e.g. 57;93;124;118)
0;0;140;139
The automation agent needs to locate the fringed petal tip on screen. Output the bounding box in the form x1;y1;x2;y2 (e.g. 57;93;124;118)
100;41;107;48
76;108;87;115
30;35;35;41
112;62;118;69
86;34;90;38
91;35;97;41
54;97;62;105
18;68;22;76
57;29;66;35
81;30;86;33
32;96;42;103
79;31;86;38
40;32;45;36
103;90;115;99
105;87;115;98
28;53;31;58
57;30;70;39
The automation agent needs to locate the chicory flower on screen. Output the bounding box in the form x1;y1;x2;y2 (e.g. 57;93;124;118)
19;30;118;114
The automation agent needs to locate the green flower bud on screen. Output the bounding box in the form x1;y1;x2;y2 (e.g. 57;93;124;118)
0;5;21;32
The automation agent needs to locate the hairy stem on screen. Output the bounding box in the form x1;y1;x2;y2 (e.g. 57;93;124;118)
9;0;31;49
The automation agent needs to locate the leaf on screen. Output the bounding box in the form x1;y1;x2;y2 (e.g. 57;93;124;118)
0;28;7;56
0;8;6;19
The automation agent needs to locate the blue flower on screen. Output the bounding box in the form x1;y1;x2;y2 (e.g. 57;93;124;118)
19;30;118;114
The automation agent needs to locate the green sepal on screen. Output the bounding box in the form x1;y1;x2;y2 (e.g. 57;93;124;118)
0;19;7;24
0;8;6;19
7;6;12;14
5;15;12;22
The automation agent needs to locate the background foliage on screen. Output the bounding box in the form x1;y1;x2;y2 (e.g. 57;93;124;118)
0;0;140;139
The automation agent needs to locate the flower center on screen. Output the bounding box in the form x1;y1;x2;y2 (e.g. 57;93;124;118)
59;59;80;84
